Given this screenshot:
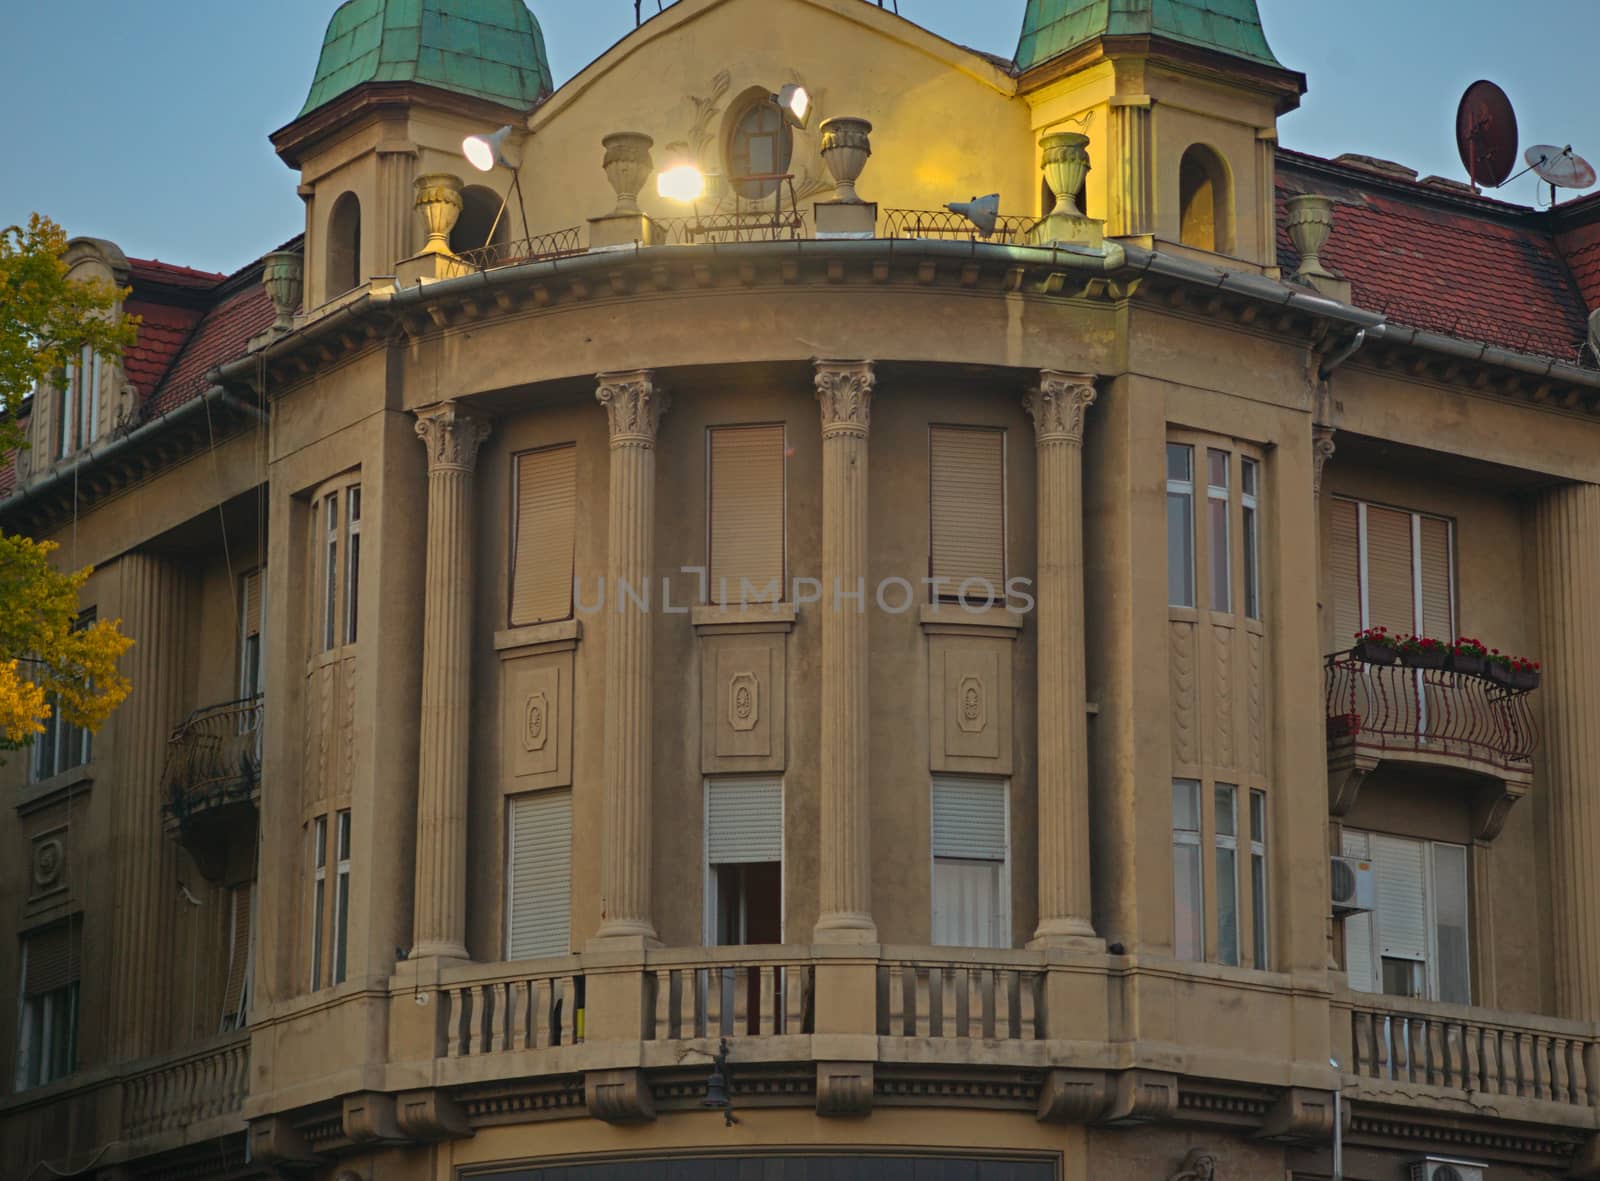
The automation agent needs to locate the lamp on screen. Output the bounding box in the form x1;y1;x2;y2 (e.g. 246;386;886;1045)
947;194;1001;238
657;143;707;203
463;125;517;173
775;83;811;129
702;1037;736;1126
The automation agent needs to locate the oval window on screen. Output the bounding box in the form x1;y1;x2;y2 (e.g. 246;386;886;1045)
728;102;792;201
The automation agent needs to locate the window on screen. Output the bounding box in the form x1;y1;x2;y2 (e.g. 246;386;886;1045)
326;192;361;299
220;883;254;1032
708;425;785;604
1328;498;1454;646
1174;778;1269;969
308;810;351;990
1172;779;1204;960
728;101;792;200
311;477;361;653
309;815;326;990
1179;144;1232;253
511;445;577;626
506;789;573;960
1214;785;1240;966
16;920;80;1089
56;345;101;459
33;611;95;781
1168;441;1263;618
929;426;1005;602
1250;790;1268;971
1343;829;1470;1005
240;570;265;698
333;810;351;985
705;779;783;946
931;777;1009;949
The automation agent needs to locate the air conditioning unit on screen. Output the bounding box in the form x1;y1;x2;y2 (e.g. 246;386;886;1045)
1411;1157;1485;1181
1331;855;1376;915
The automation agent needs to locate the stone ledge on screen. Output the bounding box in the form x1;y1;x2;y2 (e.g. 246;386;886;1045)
494;618;582;654
692;602;798;634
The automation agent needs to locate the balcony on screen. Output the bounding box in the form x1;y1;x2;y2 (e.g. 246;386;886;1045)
161;696;262;880
1324;652;1539;839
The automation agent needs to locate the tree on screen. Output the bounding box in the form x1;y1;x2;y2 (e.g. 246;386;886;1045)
0;215;138;748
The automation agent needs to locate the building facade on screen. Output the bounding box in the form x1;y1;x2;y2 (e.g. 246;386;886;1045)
5;1;1600;1179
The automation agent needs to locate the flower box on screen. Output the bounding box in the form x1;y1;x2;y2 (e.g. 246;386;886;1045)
1402;646;1449;671
1353;639;1399;665
1448;650;1487;677
1488;662;1541;691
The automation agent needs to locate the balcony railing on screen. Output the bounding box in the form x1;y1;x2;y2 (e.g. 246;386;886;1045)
882;208;1038;245
1325;651;1538;773
161;696;264;825
439;959;585;1057
876;949;1044;1041
454;227;585;271
121;1032;251;1140
1340;993;1598;1109
646;947;814;1039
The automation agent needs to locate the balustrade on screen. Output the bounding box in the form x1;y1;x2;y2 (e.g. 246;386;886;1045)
121;1033;250;1139
438;962;584;1057
876;952;1044;1041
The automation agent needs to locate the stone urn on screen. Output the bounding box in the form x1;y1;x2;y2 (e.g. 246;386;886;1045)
414;173;465;255
601;132;655;217
262;250;304;332
1040;131;1091;217
820;117;873;203
1285;193;1336;279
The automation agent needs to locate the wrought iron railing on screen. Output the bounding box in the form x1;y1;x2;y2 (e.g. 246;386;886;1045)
1325;652;1538;770
881;207;1038;244
162;697;264;824
652;209;809;245
454;227;585;271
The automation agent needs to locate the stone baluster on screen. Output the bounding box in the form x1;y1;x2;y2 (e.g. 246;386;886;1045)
593;371;670;943
411;402;493;960
1024;372;1100;945
812;359;877;942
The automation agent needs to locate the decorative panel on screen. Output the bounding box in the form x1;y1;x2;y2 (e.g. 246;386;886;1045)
1169;621;1198;770
701;635;786;774
1247;629;1265;777
302;652;359;811
503;650;574;790
1210;622;1235;771
928;636;1013;774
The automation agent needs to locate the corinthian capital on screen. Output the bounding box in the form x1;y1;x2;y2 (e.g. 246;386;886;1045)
414;402;493;472
1024;372;1098;445
815;359;876;438
596;370;670;445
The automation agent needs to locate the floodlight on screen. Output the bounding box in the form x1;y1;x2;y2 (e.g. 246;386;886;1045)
776;84;811;129
463;125;517;172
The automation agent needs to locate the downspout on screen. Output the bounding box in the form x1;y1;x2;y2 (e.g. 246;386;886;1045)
1319;328;1372;380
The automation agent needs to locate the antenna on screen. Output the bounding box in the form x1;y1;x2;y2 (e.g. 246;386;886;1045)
1456;80;1519;190
1523;144;1598;205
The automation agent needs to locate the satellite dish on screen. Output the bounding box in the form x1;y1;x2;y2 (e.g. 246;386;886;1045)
947;194;1001;238
1456;80;1519;188
1526;144;1598;190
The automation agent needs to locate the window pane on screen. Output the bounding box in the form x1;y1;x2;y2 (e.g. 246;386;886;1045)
1242;461;1260;619
1172;779;1201;831
1250;790;1266;843
1432;843;1470;1005
1215;784;1236;838
1382;957;1423;998
1207;448;1229;490
1216;845;1239;966
1251;852;1268;970
1209;495;1231;612
311;877;325;990
1167;492;1195;607
333;872;349;984
1174;843;1204;961
1241;457;1258;498
314;817;328;870
1166;443;1192;483
932;857;1005;949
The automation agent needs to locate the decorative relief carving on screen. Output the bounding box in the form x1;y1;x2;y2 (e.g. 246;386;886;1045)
1166;1148;1218;1181
414;401;493;473
816;1061;873;1117
1212;624;1235;770
729;671;759;732
31;833;65;897
957;675;986;734
1247;632;1265;776
524;690;550;752
1024;371;1098;444
1313;425;1337;494
814;360;876;437
504;655;569;786
686;71;732;164
341;656;357;800
1170;622;1198;767
596;370;670;444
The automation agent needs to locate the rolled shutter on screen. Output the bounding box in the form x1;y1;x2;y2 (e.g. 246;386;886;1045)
930;427;1005;595
1364;506;1415;637
1371;833;1428;963
1419;517;1453;641
511;446;577;627
506;791;572;960
706;779;783;865
1341;829;1376;992
709;426;785;603
221;883;253;1026
242;571;263;640
1328;498;1362;646
24;920;81;996
931;777;1008;862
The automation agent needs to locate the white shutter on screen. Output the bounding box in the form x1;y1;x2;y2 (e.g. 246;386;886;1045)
1341;829;1377;992
932;858;1004;948
931;777;1008;861
1372;833;1428;962
706;779;783;865
506;791;572;960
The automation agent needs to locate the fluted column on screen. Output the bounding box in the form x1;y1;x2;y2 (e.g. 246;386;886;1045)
813;360;877;943
1107;97;1153;238
411;402;492;960
109;553;189;1060
594;371;670;943
1535;483;1600;1020
1025;372;1099;945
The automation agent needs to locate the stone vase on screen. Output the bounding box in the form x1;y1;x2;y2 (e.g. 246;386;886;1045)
262;250;304;332
601;132;655;217
820;117;873;203
415;173;465;255
1286;194;1336;279
1040;132;1091;217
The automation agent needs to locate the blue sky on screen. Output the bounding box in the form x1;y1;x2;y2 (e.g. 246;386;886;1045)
1;0;1594;273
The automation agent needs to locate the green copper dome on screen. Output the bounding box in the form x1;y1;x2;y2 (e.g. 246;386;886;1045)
299;0;553;117
1016;0;1284;72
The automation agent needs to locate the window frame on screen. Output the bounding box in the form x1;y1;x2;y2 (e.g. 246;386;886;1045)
332;809;351;985
726;99;794;201
703;777;786;947
1342;828;1472;1005
31;610;96;782
509;443;579;627
928;424;1008;604
16;923;81;1090
929;776;1012;950
1336;496;1457;640
706;423;788;605
309;815;327;991
308;474;361;657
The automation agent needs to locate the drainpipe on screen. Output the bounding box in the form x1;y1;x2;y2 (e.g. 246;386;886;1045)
1319;328;1372;380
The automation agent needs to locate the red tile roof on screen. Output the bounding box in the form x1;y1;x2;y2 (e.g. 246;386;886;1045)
128;258;228;290
1276;149;1593;364
147;285;276;416
121;299;207;398
1556;221;1600;316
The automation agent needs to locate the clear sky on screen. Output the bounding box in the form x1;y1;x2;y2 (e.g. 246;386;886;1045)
1;0;1594;274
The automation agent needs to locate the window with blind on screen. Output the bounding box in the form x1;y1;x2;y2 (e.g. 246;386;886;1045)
16;919;81;1089
930;426;1006;600
705;778;783;945
511;445;578;626
240;570;265;699
1328;498;1455;645
507;790;573;960
708;426;786;604
220;883;254;1031
33;610;95;782
931;776;1010;948
1342;828;1470;1004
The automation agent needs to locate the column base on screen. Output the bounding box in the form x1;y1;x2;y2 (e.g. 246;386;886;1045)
588;918;662;952
813;912;879;945
409;939;471;962
1029;917;1103;953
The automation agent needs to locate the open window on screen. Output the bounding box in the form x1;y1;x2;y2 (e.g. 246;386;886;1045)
1343;829;1470;1005
15;919;80;1089
705;778;783;946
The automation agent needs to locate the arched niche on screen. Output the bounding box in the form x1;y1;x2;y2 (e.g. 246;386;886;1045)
1179;144;1234;254
451;185;509;258
326;192;362;299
